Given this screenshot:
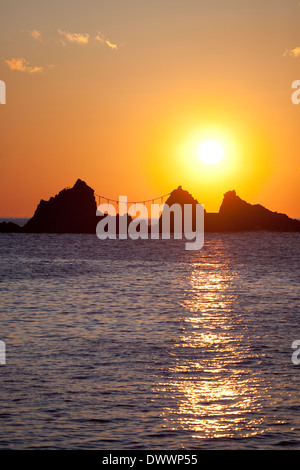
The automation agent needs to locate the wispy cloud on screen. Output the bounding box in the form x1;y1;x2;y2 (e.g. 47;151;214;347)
4;28;121;76
105;39;118;50
284;47;300;58
57;29;89;46
30;29;42;41
95;32;119;50
4;57;44;73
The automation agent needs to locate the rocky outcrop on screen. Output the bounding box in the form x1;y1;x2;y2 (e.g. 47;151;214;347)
157;186;300;232
0;221;22;233
1;181;299;234
158;185;202;233
164;185;200;208
216;190;300;232
24;179;97;233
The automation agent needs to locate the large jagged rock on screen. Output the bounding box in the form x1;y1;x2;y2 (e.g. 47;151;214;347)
24;179;97;233
164;185;200;208
158;185;202;233
217;190;300;232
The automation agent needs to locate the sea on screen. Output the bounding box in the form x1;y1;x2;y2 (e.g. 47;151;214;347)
0;221;300;450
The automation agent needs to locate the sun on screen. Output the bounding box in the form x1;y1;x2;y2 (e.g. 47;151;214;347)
198;140;224;165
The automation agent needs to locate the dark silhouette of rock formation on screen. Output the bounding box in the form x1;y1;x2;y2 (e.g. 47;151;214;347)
24;179;97;233
158;186;300;233
1;180;299;234
216;190;300;232
0;221;22;232
158;185;202;233
165;185;200;208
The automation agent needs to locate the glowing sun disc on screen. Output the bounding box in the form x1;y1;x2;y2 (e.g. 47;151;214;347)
198;140;224;164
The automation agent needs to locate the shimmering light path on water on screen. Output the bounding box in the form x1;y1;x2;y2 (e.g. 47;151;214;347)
0;233;300;449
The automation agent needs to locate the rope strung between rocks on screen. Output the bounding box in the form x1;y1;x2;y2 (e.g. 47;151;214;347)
94;192;172;206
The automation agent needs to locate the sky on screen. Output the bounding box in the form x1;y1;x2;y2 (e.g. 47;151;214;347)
0;0;299;217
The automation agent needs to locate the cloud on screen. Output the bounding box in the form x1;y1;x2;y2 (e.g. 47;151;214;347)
95;32;118;50
57;29;89;45
105;39;118;50
95;32;106;43
30;29;41;40
284;47;300;58
4;57;44;73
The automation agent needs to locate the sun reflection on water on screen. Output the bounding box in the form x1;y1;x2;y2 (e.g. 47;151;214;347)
156;246;269;441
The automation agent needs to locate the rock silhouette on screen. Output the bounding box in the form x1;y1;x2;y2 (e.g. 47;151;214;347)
158;185;202;233
216;190;300;232
24;179;97;233
165;185;200;208
1;180;299;233
0;221;22;232
22;179;132;234
159;186;300;233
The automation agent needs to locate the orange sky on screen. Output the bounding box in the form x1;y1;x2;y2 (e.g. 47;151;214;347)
0;0;299;217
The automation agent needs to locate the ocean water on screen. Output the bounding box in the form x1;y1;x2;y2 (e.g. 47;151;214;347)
0;231;300;450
